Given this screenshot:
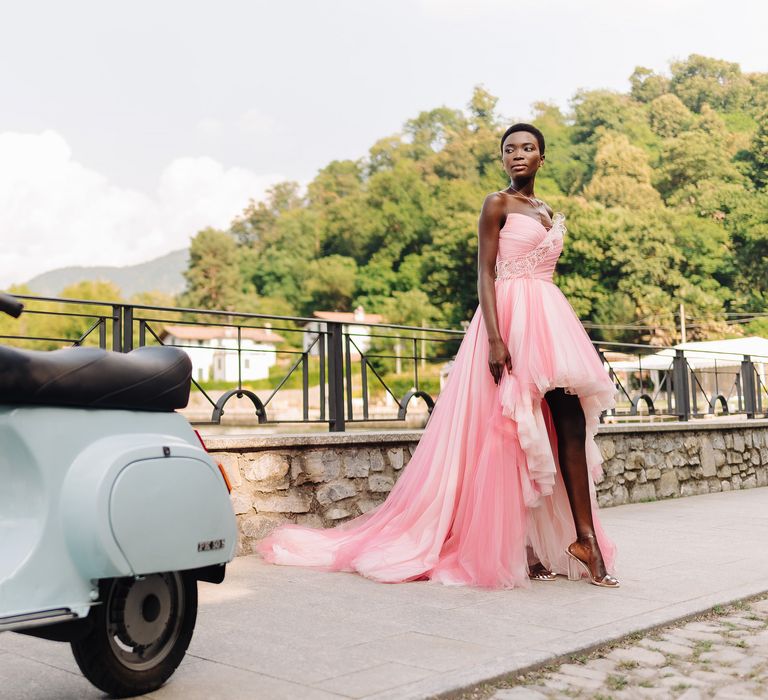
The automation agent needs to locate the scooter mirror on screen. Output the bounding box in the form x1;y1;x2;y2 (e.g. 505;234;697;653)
0;292;23;318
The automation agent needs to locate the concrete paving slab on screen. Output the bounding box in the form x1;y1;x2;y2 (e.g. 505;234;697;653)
0;487;766;699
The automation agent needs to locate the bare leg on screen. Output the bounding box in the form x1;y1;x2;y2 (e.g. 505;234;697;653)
544;388;610;581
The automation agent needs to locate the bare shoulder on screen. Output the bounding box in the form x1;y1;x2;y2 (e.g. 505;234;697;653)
480;191;507;219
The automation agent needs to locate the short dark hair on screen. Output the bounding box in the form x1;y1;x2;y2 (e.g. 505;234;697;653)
500;123;545;155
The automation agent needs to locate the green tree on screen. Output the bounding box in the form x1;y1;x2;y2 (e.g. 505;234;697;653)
182;228;241;310
648;94;694;138
583;132;662;209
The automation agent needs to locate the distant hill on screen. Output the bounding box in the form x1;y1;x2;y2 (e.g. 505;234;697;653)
26;249;189;297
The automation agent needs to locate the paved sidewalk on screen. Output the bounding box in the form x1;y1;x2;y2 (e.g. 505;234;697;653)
1;488;767;700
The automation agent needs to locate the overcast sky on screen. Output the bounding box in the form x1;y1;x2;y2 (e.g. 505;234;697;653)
2;0;767;287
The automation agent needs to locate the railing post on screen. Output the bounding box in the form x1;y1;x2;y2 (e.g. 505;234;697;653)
327;322;346;432
122;305;133;352
741;355;757;419
672;349;690;421
111;305;122;352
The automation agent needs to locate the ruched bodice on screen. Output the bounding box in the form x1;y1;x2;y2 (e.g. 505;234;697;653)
496;212;565;282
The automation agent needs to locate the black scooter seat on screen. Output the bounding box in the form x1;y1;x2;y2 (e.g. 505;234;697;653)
0;345;192;411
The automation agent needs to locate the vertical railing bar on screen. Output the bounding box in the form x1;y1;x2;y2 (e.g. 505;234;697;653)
99;317;106;349
112;305;122;352
122;305;133;353
361;354;369;421
345;333;353;420
413;337;419;390
302;352;309;421
319;331;326;421
139;319;146;347
237;326;242;392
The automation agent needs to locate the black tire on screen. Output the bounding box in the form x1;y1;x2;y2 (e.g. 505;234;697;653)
70;572;197;698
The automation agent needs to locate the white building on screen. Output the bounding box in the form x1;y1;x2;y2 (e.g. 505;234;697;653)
607;336;768;410
160;325;284;383
303;306;385;359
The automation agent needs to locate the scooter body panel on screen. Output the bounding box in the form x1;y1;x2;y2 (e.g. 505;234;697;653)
0;406;236;626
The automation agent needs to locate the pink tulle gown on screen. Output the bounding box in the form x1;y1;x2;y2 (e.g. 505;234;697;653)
257;212;617;588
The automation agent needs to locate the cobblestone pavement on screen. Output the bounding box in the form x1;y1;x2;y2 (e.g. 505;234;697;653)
459;596;768;700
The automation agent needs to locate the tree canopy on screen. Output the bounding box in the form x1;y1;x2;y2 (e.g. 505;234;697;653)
179;55;767;345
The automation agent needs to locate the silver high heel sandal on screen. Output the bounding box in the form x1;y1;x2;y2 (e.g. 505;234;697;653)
565;543;620;588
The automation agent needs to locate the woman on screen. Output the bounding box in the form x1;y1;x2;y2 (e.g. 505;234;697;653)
258;123;619;589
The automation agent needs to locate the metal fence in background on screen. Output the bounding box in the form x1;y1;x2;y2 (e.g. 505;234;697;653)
3;295;767;430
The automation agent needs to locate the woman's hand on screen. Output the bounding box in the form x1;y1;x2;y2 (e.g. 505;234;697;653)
488;338;513;385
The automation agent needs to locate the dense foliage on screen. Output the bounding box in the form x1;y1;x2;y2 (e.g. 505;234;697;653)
181;55;768;345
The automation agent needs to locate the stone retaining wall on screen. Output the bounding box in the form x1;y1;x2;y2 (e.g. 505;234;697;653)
203;420;768;555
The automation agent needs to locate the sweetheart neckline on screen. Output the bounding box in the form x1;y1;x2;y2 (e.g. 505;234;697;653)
503;211;558;233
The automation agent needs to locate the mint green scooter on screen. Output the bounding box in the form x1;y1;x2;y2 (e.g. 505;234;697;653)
0;293;237;697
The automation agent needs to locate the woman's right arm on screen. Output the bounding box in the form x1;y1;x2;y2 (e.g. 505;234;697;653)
477;194;513;385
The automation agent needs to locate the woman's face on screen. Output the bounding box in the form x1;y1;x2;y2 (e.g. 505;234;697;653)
501;131;544;180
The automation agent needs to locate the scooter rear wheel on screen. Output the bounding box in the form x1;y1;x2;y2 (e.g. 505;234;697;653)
71;572;197;698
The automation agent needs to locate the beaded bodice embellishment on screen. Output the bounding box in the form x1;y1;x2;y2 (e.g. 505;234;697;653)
495;212;566;282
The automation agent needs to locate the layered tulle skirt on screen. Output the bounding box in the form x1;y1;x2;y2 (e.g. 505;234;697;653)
257;277;617;588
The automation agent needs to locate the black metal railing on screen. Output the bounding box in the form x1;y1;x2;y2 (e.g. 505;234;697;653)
3;294;767;430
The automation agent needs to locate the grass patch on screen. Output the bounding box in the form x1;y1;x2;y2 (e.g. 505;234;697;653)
617;660;639;671
606;675;628;690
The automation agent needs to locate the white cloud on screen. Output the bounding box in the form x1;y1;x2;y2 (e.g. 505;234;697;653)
0;131;283;287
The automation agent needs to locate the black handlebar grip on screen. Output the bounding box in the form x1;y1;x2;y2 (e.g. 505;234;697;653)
0;293;24;318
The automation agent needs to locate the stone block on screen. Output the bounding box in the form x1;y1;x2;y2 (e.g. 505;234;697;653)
370;450;386;472
624;470;637;482
600;438;616;460
628;437;644;450
630;482;656;503
358;498;383;514
241;513;290;540
301;450;342;482
725;433;733;448
626;452;646;470
387;447;405;470
680;481;697;497
721;480;731;491
216;453;242;488
712;434;726;449
343;449;371;478
757;470;768;487
645;451;661;467
732;474;742;489
699;437;717;477
714;450;727;467
243;453;290;483
645;466;661;480
230;491;252;515
676;466;692;480
727;450;743;465
253;491;311;514
605;459;625;477
659;437;676;453
761;447;768;464
296;513;323;528
324;507;352;520
733;433;745;452
717;465;732;478
369;474;395;493
743;474;757;489
658;470;679;497
683;435;698;454
666;451;686;467
317;479;358;506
